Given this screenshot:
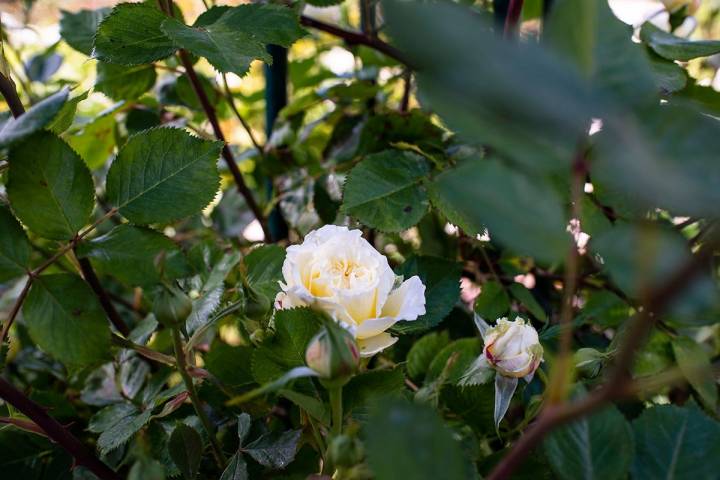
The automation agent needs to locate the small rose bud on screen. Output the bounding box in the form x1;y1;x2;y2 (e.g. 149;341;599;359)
574;348;605;378
327;434;365;468
305;322;360;386
152;284;193;328
483;317;543;380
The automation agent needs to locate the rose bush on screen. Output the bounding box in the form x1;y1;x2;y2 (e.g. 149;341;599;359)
275;225;426;356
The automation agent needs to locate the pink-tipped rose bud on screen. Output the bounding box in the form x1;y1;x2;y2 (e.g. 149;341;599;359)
305;322;360;386
483;317;543;380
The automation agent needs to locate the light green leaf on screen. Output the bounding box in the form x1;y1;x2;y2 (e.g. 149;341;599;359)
365;399;469;480
508;283;547;322
406;331;450;380
545;0;656;105
544;404;634;480
473;281;510;322
393;255;461;333
77;224;191;287
0;88;68;148
632;405;720;480
382;0;593;173
94;3;177;65
431;157;570;263
66;112;116;170
243;429;301;469
59;8;110;56
672;337;717;410
105;127;222;225
245;244;286;301
23;274;111;367
0;206;30;282
168;424;203;480
161;4;305;76
95;62;157;101
48;90;88;134
342;150;430;232
641;22;720;61
7;131;95;240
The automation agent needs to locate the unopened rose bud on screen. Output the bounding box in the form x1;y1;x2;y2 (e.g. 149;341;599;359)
305;323;360;386
483;317;543;380
327;434;365;468
152;284;193;328
574;348;605;378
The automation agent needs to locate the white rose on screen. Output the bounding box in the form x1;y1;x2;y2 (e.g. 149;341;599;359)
275;225;426;356
483;317;543;379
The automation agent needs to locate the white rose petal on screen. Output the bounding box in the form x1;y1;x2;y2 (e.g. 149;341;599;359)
276;225;427;357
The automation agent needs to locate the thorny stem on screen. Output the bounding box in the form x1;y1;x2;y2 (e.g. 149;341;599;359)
77;256;130;337
172;328;227;469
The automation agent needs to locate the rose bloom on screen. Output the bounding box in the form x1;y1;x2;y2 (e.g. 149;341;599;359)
483;317;543;379
275;225;426;356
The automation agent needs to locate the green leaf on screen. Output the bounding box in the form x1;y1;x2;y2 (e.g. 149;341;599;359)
105;127;222;224
427;181;485;237
508;283;547;322
95;62;157;101
341;150;430;232
306;0;344;6
168;424;203;480
205;341;254;389
0;206;30;282
355;110;446;157
66;112;116;170
128;458;166;480
473;281;510;322
161;4;305;76
186;251;241;334
77;224;191;287
631;404;720;480
382;0;593;173
393;255;461;333
343;369;405;416
365;399;469;480
641;22;720;61
242;429;301;469
245;244;286;301
94;3;177;65
647;52;687;94
426;338;480;383
237;413;252;446
7;131;95;240
89;403;137;433
544;404;633;480
220;453;248;480
544;0;656;105
23;274;111;367
0;88;68;148
279;389;329;424
672;337;717;410
59;8;110;56
251;307;323;384
433;157;569;263
406;331;450;380
48;90;88;134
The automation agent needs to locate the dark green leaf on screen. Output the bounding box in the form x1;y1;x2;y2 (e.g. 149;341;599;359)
161;4;305;76
279;389;329;424
406;331;450;380
23;274;111;367
431;157;570;263
59;8;110;55
169;424;203;479
672;337;717;410
365;399;469;480
631;404;720;480
473;281;510;321
7;131;95;240
237;413;252;446
220;453;248;480
186;251;241;334
0;88;68;148
355;110;446;157
105;127;222;224
641;22;720;61
94;3;177;65
25;51;62;83
544;405;633;480
343;368;405;416
342;150;430;233
128;458;166;480
508;283;547;322
77;224;191;287
382;0;593;173
48;90;88;134
95;62;157;101
204;341;254;389
427;181;484;237
426;338;480;383
245;244;285;301
243;429;301;469
393;255;461;333
89;403;137;433
0;206;30;282
647;53;687;94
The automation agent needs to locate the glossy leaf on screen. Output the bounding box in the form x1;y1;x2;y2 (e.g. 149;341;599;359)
59;8;110;55
220;453;248;480
641;22;720;61
342;150;430;232
95;62;157;101
0;88;68;148
244;244;286;301
7;131;95;240
23;274;111;367
242;429;301;469
169;424;203;480
105;127;222;224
